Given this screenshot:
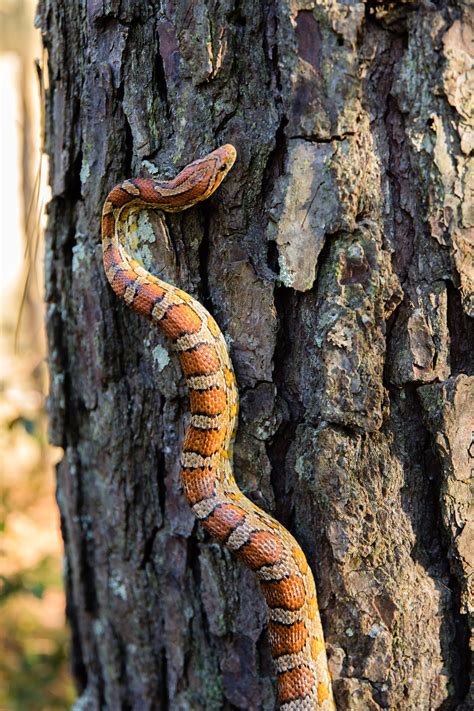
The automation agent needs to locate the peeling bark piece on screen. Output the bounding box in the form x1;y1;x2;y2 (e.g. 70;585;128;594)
266;139;336;291
392;10;474;317
442;20;474;155
387;281;450;385
418;375;474;616
266;134;367;293
452;225;474;318
315;224;402;432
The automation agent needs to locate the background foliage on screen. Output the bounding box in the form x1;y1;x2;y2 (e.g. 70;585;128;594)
0;0;74;707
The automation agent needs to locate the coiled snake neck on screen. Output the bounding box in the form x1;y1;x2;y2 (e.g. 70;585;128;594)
102;144;335;710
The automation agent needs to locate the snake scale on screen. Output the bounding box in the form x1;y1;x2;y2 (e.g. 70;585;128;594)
102;144;335;710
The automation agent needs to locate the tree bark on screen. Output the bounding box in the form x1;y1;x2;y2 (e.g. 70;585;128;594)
38;1;472;709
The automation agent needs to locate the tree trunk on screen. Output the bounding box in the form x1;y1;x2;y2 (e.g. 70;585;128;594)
38;1;472;709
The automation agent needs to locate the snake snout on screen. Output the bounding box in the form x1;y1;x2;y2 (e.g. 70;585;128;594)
221;143;237;164
213;143;237;172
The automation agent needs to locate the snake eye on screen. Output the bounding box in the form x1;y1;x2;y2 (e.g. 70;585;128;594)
219;165;226;172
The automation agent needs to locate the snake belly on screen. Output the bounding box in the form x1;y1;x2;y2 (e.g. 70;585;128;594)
101;144;335;710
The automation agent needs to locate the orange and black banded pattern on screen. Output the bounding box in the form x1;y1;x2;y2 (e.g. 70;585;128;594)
101;145;335;710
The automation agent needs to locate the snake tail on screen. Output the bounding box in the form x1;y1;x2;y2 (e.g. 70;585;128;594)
101;144;335;710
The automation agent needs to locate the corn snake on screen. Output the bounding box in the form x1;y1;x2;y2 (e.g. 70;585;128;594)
101;144;335;710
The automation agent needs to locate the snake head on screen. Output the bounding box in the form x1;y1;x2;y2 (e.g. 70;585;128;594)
177;144;237;205
208;144;237;186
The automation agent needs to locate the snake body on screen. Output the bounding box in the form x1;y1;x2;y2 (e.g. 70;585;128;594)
102;145;335;710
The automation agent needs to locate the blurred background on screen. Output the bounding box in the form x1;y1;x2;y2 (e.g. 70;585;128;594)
0;1;74;707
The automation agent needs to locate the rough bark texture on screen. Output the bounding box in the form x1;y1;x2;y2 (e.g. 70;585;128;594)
38;1;473;709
